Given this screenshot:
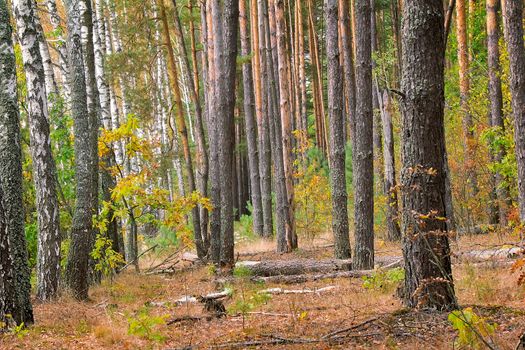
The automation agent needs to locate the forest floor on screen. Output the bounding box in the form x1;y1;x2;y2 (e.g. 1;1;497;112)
2;232;525;349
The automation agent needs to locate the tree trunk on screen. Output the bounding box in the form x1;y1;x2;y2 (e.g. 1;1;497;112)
353;0;374;270
456;0;478;197
400;0;457;310
239;0;264;237
502;0;525;223
274;0;297;252
326;0;351;259
212;0;239;267
157;0;205;259
265;0;292;253
171;0;210;249
379;90;401;241
340;0;357;143
307;0;327;155
13;0;62;301
65;0;96;300
487;0;509;225
253;0;274;238
0;3;34;324
45;0;70;96
205;1;222;263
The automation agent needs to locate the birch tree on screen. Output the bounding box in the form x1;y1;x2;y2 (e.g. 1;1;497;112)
13;0;62;301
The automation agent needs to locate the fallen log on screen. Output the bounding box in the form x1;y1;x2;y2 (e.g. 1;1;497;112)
250;270;373;284
236;256;401;277
258;286;337;295
454;246;524;262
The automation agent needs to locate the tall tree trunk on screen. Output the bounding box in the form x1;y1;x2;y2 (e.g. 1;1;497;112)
353;0;374;270
456;0;478;198
212;0;239;267
80;0;101;283
274;0;297;251
240;0;264;237
94;0;121;253
502;0;525;223
253;0;274;238
379;90;401;240
265;0;291;253
296;1;308;135
45;0;70;96
157;0;205;258
13;0;62;301
307;0;327;155
340;0;356;143
400;0;457;310
326;0;351;259
0;3;34;324
205;0;222;263
65;0;96;300
487;0;509;225
171;0;210;249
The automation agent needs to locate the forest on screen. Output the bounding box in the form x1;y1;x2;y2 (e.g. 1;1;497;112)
2;0;525;348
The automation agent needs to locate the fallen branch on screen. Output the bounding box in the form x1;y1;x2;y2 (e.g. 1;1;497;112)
119;244;158;272
321;317;379;339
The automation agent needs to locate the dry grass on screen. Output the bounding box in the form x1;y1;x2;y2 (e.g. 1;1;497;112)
1;233;525;349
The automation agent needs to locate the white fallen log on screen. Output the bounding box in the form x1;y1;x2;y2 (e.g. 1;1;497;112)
258;286;337;295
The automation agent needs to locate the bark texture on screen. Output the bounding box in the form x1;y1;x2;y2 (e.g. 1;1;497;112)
326;0;351;259
239;0;264;237
502;0;525;223
400;0;457;310
0;2;34;323
13;0;62;301
65;0;96;300
353;0;375;270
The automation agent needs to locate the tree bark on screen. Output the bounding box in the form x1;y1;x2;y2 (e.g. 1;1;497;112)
157;0;205;258
0;3;34;324
378;90;401;241
253;0;274;238
326;0;351;259
340;0;356;143
487;0;509;225
171;0;210;249
400;0;457;310
274;0;297;252
456;0;478;197
212;0;239;266
65;0;96;300
353;0;374;270
502;0;525;223
240;0;264;237
13;0;62;301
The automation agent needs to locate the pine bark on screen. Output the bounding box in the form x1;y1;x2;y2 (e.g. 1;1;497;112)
502;0;525;223
213;0;239;266
157;0;205;258
340;0;356;143
171;0;210;249
353;0;374;270
0;2;34;324
253;0;274;238
486;0;509;225
326;0;351;259
456;0;478;196
240;0;264;237
64;0;96;300
13;0;62;301
400;0;457;310
379;90;401;241
274;0;297;252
